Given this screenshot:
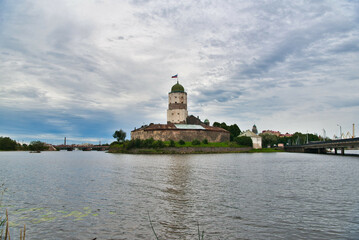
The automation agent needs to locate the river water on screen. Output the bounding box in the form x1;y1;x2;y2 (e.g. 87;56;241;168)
0;151;358;239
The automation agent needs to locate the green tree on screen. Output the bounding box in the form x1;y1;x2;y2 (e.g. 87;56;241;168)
29;141;47;151
192;139;201;145
213;122;221;128
234;136;252;146
228;124;241;141
113;129;126;142
0;137;17;151
260;134;278;148
212;122;241;141
220;122;228;130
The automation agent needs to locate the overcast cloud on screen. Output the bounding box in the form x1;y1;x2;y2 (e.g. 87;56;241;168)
1;0;358;143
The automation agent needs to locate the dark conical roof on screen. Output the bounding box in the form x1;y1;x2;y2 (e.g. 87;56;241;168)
171;81;185;92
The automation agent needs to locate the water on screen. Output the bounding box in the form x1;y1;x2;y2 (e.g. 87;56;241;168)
0;151;358;239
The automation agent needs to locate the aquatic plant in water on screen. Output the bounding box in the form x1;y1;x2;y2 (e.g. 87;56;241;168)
0;184;26;240
148;212;205;240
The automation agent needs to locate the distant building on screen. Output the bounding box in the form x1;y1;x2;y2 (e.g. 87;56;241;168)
239;130;262;149
252;124;258;134
262;130;281;136
131;81;230;142
261;130;292;138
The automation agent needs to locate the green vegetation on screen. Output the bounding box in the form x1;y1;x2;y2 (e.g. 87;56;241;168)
260;132;323;147
0;137;33;151
213;122;241;141
28;141;47;152
169;140;175;147
113;129;126;143
109;138;251;153
248;148;284;153
0;137;18;151
234;136;252;146
1;184;26;240
191;139;201;145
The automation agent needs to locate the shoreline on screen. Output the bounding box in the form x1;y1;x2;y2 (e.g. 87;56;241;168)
108;146;283;154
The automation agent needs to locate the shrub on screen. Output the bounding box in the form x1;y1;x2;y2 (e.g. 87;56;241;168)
234;136;252;146
169;140;175;147
29;141;47;151
178;140;185;145
153;140;165;148
143;138;155;148
192;139;201;145
202;139;208;144
134;138;142;148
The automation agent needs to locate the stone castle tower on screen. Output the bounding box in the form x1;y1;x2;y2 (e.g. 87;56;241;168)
167;81;188;124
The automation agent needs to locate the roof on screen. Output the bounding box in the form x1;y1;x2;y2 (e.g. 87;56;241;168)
175;124;205;129
239;130;262;138
171;82;185;92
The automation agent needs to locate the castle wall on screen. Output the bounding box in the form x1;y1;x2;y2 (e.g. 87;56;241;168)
131;129;230;142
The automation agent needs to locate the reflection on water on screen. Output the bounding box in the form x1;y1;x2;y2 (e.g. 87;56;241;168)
162;155;193;239
0;151;358;239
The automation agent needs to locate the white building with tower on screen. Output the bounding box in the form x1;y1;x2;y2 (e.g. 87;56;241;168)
131;79;230;142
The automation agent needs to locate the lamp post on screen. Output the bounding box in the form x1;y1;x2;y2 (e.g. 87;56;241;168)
337;124;342;139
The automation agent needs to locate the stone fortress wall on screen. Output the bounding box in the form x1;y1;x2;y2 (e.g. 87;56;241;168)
131;128;229;142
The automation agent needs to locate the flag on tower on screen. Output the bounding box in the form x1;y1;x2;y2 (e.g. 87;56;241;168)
171;74;178;78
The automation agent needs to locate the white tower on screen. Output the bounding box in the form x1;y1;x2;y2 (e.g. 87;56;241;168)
167;81;188;124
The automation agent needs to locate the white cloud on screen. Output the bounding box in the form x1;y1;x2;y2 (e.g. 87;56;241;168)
0;0;358;142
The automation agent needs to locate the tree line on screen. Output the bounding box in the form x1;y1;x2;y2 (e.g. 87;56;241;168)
0;137;48;151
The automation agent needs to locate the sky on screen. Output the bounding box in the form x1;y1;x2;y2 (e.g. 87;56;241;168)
0;0;358;144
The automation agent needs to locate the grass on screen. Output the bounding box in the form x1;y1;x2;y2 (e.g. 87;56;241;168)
247;148;284;153
169;141;244;148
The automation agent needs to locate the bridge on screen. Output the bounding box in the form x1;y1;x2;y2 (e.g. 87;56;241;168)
55;145;110;151
284;137;359;155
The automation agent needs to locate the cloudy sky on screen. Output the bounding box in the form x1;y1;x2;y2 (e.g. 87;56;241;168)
1;0;358;144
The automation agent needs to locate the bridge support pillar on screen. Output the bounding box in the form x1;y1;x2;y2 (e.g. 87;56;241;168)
341;147;345;155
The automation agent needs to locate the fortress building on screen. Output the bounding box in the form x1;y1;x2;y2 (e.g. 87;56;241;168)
131;81;229;142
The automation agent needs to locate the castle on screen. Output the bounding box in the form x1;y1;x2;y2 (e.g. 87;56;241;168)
131;81;230;142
